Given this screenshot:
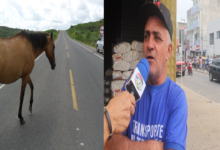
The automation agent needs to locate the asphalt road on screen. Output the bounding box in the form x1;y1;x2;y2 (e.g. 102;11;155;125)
176;70;220;103
0;31;103;150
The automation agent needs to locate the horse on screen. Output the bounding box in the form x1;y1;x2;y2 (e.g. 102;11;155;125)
0;31;56;124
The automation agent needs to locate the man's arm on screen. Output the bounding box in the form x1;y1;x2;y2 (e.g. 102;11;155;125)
104;91;136;146
105;134;164;150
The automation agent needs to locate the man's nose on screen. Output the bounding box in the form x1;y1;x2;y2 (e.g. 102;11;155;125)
147;36;154;51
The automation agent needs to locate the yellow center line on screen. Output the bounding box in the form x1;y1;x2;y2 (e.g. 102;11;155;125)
67;52;69;58
69;70;78;110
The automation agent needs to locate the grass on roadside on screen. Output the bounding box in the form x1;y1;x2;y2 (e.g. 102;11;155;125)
66;19;103;48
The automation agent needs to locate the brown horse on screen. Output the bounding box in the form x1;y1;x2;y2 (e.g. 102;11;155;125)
0;31;56;124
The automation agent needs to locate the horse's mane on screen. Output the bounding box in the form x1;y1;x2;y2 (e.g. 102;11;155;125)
15;31;49;50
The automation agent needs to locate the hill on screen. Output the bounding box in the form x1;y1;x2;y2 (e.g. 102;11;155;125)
0;26;59;40
66;19;104;48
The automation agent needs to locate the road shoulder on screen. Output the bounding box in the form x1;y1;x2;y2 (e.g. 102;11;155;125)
177;82;220;149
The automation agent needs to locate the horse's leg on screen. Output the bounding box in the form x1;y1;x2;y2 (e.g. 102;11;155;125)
18;76;29;124
28;77;34;113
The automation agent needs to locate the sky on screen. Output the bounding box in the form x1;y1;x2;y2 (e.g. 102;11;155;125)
177;0;193;23
0;0;192;31
0;0;103;31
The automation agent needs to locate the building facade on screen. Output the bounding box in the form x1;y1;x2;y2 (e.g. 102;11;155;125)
187;0;220;58
176;22;187;60
207;17;220;58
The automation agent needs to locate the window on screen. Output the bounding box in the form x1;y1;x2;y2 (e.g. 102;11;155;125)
217;60;220;66
195;33;199;41
210;33;214;45
217;31;220;39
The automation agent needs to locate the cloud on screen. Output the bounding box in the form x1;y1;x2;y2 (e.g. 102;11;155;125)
177;0;193;23
0;0;103;31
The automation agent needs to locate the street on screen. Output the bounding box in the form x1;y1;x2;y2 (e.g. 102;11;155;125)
176;70;220;104
0;31;103;150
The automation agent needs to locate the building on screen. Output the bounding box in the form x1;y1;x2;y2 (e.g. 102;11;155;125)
206;17;220;58
176;22;187;60
187;0;220;58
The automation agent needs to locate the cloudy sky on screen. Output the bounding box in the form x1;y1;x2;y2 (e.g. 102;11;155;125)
0;0;192;31
0;0;103;31
177;0;193;23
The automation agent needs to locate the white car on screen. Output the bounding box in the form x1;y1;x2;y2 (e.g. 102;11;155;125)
96;35;104;54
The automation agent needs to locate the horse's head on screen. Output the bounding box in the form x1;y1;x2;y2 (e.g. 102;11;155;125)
45;32;56;70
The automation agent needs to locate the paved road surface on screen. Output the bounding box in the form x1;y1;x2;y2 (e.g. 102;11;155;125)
0;31;103;150
176;71;220;103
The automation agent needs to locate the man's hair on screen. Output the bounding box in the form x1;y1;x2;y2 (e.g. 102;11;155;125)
166;30;171;46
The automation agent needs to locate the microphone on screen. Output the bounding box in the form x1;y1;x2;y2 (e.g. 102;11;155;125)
125;58;149;101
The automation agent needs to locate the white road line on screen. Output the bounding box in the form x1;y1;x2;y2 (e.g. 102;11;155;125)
0;35;60;90
35;52;45;61
197;81;208;87
70;39;92;52
94;53;103;59
0;84;5;89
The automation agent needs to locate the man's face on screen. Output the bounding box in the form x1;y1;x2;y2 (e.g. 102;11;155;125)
143;16;172;76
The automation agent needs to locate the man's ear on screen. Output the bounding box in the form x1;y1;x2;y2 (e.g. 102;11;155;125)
166;43;173;61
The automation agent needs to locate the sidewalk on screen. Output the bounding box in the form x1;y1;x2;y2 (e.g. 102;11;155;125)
177;83;220;150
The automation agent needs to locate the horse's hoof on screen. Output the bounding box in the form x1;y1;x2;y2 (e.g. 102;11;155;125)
20;119;25;124
29;106;32;114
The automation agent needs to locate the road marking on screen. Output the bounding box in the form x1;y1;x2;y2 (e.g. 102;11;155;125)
71;40;92;52
69;70;78;110
67;52;69;58
35;52;45;61
197;82;208;87
94;53;103;59
0;84;5;89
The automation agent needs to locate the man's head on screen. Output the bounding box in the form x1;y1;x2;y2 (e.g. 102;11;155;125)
143;16;172;78
139;2;173;80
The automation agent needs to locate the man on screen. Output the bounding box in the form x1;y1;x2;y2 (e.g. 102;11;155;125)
105;1;188;150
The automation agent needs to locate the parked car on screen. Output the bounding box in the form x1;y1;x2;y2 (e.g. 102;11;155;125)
209;58;220;81
96;35;104;54
176;54;186;76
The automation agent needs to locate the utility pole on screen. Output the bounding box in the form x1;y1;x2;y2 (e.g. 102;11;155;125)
200;2;203;57
181;19;186;61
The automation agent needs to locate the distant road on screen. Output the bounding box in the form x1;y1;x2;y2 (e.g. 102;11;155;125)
0;31;103;150
177;71;220;104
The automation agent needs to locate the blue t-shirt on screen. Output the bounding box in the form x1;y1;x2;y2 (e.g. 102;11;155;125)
122;76;188;150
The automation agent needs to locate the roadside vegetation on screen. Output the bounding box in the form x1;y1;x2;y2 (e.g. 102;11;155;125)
0;26;59;40
45;29;59;40
66;19;103;48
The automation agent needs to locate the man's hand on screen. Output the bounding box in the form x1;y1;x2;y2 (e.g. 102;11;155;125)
106;91;136;134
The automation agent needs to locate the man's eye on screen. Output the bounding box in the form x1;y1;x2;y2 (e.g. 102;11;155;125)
156;36;161;40
144;35;148;38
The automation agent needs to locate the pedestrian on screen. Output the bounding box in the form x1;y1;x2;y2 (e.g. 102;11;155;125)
199;56;202;70
105;1;188;150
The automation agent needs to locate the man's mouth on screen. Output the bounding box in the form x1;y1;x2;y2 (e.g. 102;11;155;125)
146;56;155;61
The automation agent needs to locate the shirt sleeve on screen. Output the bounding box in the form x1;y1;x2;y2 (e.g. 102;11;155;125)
164;89;188;150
